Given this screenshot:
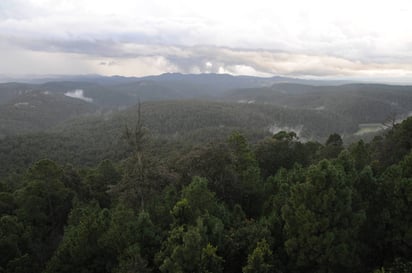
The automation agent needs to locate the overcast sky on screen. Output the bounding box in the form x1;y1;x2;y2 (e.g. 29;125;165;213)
1;0;412;81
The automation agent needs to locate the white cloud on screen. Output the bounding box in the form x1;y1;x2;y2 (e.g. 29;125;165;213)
94;56;179;76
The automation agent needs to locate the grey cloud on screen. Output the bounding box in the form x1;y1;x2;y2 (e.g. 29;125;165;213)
2;0;412;80
169;47;412;78
2;9;412;68
3;36;129;57
2;35;193;58
1;34;412;79
123;45;412;78
99;61;117;66
2;1;412;61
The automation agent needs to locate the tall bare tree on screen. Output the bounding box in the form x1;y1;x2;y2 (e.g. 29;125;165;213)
112;101;149;211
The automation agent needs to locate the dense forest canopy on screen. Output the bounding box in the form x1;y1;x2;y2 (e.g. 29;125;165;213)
0;75;411;273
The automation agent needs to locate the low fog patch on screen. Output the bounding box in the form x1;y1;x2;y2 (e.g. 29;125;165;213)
64;89;93;103
237;99;255;104
14;102;29;107
268;124;304;138
356;111;412;136
355;123;385;136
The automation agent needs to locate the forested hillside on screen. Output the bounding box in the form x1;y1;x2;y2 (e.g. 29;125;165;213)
0;75;411;273
3;75;412;178
1;76;412;141
0;100;356;178
1;110;411;273
224;83;412;125
0;91;97;137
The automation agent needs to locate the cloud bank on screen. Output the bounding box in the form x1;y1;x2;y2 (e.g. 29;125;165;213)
1;0;412;81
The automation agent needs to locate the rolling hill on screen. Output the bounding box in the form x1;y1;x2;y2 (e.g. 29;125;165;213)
0;99;355;178
0;91;97;137
224;83;412;127
1;74;412;177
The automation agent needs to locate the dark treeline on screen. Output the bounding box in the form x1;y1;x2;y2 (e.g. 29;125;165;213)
1;117;412;273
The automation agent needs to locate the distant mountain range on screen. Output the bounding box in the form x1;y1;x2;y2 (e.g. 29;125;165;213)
0;72;351;85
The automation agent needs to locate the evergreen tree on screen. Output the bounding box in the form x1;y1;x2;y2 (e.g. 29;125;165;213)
242;239;274;273
282;160;365;273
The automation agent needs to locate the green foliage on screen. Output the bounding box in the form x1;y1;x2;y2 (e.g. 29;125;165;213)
282;160;365;272
157;177;226;273
44;203;112;273
114;244;150;273
349;140;371;171
84;160;120;208
0;215;27;272
156;220;224;273
15;160;73;232
228;131;262;216
0;97;363;178
157;222;204;273
45;203;158;273
371;117;412;170
273;131;297;141
0;192;16;215
321;133;344;159
1;108;412;273
242;239;274;273
200;243;224;273
255;134;312;178
177;134;264;217
177;142;237;203
171;177;222;225
223;218;271;273
12;160;74;270
373;258;412;273
376;154;412;262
